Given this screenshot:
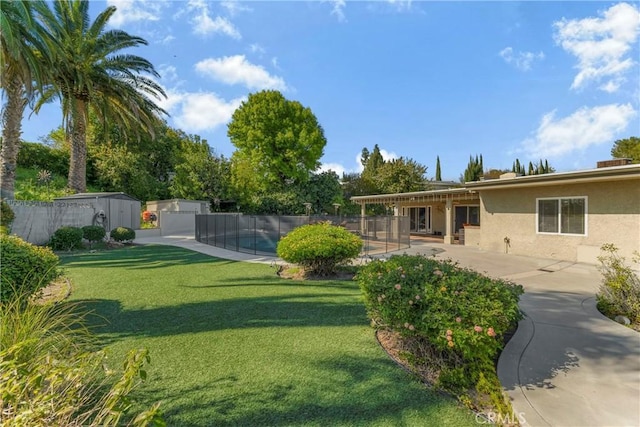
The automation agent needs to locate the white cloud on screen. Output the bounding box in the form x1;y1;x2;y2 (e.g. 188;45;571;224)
499;47;545;71
319;163;346;177
353;149;398;173
553;2;640;92
107;0;162;26
521;103;637;159
158;64;179;84
195;55;287;91
329;0;347;23
221;0;252;16
160;89;244;133
380;149;399;162
249;44;265;55
386;0;413;13
160;34;175;45
188;0;241;39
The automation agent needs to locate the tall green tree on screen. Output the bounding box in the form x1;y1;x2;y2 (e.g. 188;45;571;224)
36;0;166;193
375;157;427;194
170;136;231;207
228;90;326;193
302;171;342;215
611;137;640;163
462;155;483;182
435;156;442;181
0;0;50;199
363;144;384;177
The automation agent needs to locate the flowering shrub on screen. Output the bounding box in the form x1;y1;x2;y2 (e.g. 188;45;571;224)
277;222;362;276
142;210;157;223
357;254;523;407
596;243;640;324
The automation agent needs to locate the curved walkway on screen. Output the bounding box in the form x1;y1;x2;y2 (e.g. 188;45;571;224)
135;235;640;427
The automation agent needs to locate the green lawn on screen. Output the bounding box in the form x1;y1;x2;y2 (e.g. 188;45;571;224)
60;245;476;426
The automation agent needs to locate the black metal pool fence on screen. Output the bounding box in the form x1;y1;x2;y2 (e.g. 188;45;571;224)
195;214;410;256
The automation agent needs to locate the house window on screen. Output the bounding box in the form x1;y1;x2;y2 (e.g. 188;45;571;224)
455;205;480;232
537;197;586;235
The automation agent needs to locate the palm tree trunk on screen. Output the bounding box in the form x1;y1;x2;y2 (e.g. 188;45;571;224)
0;73;28;200
67;97;88;193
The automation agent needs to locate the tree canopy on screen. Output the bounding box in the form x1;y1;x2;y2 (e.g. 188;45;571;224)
611;137;640;163
35;0;166;193
0;0;51;199
228;90;326;193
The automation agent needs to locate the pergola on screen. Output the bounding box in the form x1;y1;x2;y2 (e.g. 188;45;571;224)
350;188;479;244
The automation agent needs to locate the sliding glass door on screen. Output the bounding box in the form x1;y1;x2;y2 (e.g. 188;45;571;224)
406;207;431;233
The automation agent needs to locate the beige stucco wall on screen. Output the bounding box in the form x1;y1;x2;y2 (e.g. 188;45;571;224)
146;199;209;214
463;226;481;248
478;179;640;263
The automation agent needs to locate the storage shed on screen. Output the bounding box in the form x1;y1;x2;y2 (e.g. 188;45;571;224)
55;192;141;231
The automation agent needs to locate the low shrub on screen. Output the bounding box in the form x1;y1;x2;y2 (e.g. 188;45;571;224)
0;293;163;425
1;199;15;230
50;226;84;251
276;222;362;276
82;225;106;246
0;234;61;303
111;226;136;243
596;243;640;324
357;254;524;413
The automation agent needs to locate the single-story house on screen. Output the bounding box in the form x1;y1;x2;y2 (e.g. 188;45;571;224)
351;163;640;264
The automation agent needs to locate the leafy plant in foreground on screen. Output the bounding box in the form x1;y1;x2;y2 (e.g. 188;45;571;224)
0;293;164;426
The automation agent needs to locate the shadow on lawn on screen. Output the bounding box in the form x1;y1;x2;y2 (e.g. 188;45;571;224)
76;292;369;342
140;353;463;427
59;244;229;270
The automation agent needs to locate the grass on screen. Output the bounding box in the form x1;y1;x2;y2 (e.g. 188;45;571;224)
60;245;477;426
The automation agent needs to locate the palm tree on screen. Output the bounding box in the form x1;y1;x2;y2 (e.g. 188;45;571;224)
0;0;50;199
36;0;166;193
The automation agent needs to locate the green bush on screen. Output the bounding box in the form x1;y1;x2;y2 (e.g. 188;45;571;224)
356;254;523;410
0;234;61;303
110;226;136;243
82;225;106;245
1;199;15;229
0;293;163;425
277;222;362;276
596;243;640;324
17;141;69;176
50;226;84;251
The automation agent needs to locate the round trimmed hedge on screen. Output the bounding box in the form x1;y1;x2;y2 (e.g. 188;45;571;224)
49;226;83;251
276;222;362;276
110;227;135;243
82;225;106;244
0;234;61;303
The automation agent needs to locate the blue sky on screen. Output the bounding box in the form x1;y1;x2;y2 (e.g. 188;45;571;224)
20;1;640;181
